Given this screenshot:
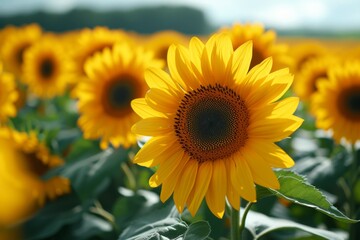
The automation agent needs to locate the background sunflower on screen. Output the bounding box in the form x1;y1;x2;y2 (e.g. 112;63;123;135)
311;61;360;144
0;64;18;123
0;127;70;227
77;41;163;149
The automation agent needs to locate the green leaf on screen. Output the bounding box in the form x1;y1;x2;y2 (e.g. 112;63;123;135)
257;170;358;223
59;147;129;201
23;193;84;240
119;202;211;240
293;151;351;192
184;221;211;240
244;208;347;240
118;206;187;240
51;213;115;240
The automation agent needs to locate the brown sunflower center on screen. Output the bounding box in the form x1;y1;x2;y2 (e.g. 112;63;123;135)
338;86;360;121
40;58;55;79
16;43;31;66
20;152;50;177
174;84;249;163
250;46;265;69
311;72;328;93
102;75;139;117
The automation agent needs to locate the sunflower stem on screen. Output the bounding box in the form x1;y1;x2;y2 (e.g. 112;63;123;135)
121;162;137;190
239;202;253;239
230;206;240;240
349;144;359;240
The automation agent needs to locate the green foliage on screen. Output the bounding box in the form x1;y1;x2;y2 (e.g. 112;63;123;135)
244;209;347;240
0;6;211;34
257;170;357;223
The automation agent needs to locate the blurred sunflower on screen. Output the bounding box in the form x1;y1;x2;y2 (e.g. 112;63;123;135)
131;34;302;218
288;40;328;73
0;63;18;123
293;56;340;102
218;23;292;70
312;61;360;144
0;25;16;58
0;24;42;77
0;127;70;227
144;30;189;63
70;27;131;94
77;41;163;149
22;34;75;99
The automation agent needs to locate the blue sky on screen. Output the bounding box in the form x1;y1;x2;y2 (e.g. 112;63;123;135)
1;0;360;30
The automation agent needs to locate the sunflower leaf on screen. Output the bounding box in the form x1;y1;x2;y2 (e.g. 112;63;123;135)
243;207;347;240
257;170;358;223
183;221;211;240
118;202;211;240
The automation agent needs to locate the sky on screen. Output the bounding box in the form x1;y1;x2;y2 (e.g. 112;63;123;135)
1;0;360;30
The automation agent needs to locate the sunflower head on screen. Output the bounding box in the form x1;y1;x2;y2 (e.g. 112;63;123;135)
0;24;42;77
0;127;70;226
312;61;360;144
21;34;75;99
131;33;302;218
293;55;341;102
77;41;163;149
0;63;18;123
69;27;132;91
218;23;293;71
288;40;328;73
144;30;189;63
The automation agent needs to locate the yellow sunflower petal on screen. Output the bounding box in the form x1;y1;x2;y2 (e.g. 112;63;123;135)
131;98;166;119
149;149;184;187
160;154;190;202
133;134;177;166
233;41;252;81
173;159;198;213
234;155;257;202
205;160;227;218
132;117;172;136
145;88;179;114
242;148;280;189
187;161;212;216
248;140;295;168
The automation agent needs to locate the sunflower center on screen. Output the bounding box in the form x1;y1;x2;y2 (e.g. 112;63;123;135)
175;84;249;163
40;58;54;79
20;152;50;177
16;43;30;66
102;75;138;117
250;46;264;69
311;72;328;93
338;86;360;121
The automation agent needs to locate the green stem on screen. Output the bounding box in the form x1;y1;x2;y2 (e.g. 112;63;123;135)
239;202;253;238
349;145;359;240
90;201;119;232
230;206;240;240
121;162;137;190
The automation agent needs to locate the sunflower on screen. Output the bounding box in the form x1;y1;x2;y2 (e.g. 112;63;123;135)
0;63;18;123
76;41;163;149
293;56;340;102
69;27;131;93
0;24;42;77
288;40;328;73
0;127;70;226
143;30;189;63
131;34;303;218
21;34;75;99
311;61;360;144
217;23;292;71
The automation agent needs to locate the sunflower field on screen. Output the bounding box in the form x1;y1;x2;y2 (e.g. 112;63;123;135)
0;20;360;240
